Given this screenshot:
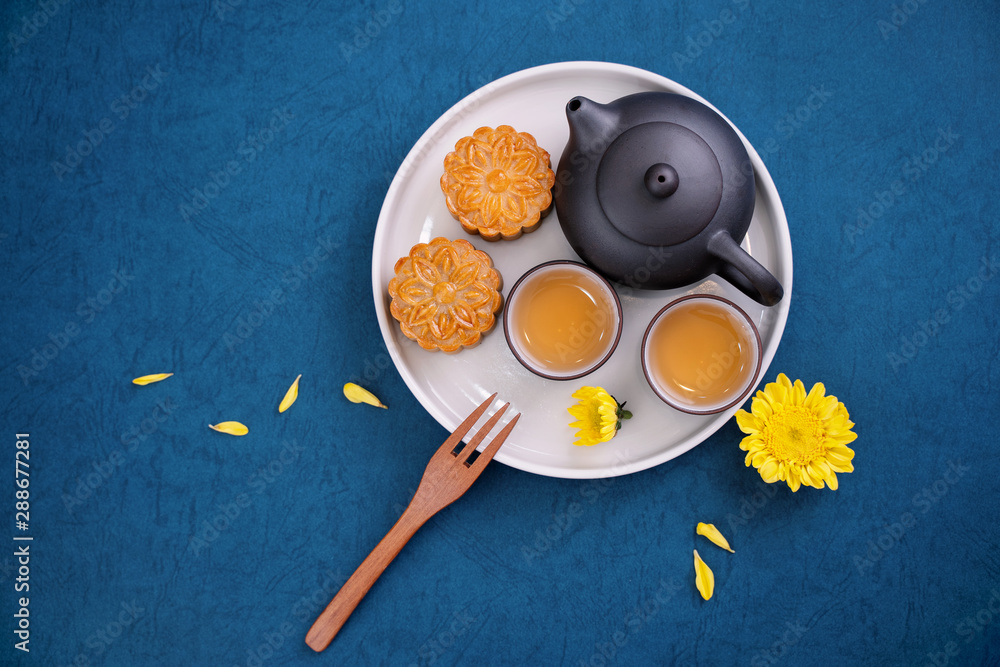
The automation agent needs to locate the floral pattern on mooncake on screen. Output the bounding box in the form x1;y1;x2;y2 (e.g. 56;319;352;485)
440;125;555;241
388;238;503;352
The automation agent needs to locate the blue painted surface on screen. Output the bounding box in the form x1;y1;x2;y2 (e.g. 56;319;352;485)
1;0;999;664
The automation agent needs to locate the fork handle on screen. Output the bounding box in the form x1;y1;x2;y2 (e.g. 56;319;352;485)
305;507;431;652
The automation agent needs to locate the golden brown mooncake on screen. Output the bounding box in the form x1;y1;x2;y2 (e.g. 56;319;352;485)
440;125;556;242
388;238;503;352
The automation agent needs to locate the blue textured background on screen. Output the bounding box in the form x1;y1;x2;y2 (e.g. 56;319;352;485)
2;0;999;665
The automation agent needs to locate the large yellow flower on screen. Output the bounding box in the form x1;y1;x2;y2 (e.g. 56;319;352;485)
735;373;856;492
568;386;631;447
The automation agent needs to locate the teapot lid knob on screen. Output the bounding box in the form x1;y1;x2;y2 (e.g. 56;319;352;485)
644;163;679;198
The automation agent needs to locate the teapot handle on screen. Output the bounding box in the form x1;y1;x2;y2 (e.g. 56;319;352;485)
708;231;784;307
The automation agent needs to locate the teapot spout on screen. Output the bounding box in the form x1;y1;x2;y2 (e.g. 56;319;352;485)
565;96;621;157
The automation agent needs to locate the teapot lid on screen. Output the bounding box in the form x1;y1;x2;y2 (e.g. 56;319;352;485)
597;120;725;247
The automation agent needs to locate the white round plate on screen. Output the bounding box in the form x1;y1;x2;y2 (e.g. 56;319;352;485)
372;61;792;479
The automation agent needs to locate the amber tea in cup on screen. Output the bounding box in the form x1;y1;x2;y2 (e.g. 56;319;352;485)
642;295;761;414
504;261;622;380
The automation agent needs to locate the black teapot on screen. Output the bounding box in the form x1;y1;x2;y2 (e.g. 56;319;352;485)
553;92;784;306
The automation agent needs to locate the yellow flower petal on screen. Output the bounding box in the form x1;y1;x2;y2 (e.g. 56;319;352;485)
278;374;301;413
693;550;715;601
739;434;763;453
799;465;815;486
209;421;248;436
696;523;734;553
132;373;173;385
787;472;801;492
735;409;761;434
826;448;855;464
804;381;826;408
759;459;780;482
750;396;773;421
817;395;839;420
821;466;839;490
833;431;859;445
343;382;387;409
791;378;807;405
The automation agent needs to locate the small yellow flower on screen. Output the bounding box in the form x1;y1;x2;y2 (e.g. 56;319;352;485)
568;386;631;447
736;373;857;492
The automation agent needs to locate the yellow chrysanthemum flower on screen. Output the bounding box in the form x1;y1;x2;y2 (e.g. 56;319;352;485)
568;386;632;447
735;373;856;492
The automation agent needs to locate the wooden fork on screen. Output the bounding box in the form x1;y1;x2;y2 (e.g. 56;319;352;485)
305;392;519;652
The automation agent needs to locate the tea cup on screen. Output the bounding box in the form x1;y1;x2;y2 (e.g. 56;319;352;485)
641;295;761;414
503;261;623;380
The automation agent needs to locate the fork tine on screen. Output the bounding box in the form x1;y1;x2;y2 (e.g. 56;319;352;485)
456;402;509;462
468;413;520;475
436;392;497;456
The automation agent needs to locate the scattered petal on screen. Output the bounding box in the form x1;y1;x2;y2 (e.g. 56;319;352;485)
696;523;735;553
693;550;715;601
132;373;173;386
278;374;301;413
209;421;249;436
343;383;387;409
